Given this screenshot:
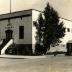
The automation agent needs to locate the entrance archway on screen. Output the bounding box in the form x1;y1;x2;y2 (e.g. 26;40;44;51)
5;29;13;40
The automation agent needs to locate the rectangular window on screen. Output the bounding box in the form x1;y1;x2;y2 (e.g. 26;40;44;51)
67;28;70;32
19;26;24;39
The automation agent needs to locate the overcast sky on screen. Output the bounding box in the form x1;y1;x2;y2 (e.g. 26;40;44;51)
0;0;72;20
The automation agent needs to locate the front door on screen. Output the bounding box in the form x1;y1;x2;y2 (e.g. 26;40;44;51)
5;29;13;40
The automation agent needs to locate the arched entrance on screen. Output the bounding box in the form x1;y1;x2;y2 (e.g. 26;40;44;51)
5;29;13;40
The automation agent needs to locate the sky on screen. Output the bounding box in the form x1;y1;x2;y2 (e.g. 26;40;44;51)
0;0;72;20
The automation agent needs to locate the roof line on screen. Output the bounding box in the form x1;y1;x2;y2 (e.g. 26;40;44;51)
0;9;33;16
32;9;43;12
60;17;72;22
0;9;42;16
0;9;72;22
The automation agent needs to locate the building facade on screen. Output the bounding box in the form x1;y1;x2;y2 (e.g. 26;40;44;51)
0;9;72;55
0;9;40;55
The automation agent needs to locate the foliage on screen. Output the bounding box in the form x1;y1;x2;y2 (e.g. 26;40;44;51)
34;3;65;55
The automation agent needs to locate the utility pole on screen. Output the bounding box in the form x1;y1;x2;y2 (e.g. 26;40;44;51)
10;0;11;13
6;0;13;30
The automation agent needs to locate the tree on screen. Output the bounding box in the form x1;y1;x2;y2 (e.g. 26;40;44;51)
34;14;45;55
34;3;65;55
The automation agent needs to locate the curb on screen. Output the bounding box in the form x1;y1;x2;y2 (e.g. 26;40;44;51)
0;55;46;59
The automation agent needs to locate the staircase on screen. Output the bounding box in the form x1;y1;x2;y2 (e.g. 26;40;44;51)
0;39;13;55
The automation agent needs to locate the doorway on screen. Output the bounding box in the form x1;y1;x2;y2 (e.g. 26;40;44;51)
5;29;13;40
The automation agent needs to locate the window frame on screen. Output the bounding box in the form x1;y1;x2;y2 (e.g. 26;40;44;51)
19;26;24;39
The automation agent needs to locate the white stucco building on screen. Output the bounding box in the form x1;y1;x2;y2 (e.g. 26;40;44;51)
49;19;72;52
0;9;72;55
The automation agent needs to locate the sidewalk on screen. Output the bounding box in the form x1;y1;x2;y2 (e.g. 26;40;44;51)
0;55;46;59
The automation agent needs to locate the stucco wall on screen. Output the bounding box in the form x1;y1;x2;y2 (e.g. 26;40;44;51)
0;20;8;40
32;10;40;52
0;15;32;44
60;19;72;44
11;16;32;44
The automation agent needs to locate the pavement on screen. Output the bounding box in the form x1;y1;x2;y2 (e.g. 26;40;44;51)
0;54;71;72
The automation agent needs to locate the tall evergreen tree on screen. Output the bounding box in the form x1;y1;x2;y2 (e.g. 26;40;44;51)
34;3;65;55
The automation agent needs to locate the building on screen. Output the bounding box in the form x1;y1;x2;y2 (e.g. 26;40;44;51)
49;18;72;52
0;9;40;55
0;9;72;55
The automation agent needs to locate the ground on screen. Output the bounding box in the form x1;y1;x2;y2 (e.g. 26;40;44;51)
0;54;72;72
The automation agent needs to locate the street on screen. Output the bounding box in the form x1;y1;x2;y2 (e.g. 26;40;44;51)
0;55;72;72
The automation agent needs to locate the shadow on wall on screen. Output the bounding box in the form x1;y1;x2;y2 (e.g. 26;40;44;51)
5;44;33;55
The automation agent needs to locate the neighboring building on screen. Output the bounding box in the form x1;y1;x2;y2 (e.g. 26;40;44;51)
0;9;72;55
49;18;72;52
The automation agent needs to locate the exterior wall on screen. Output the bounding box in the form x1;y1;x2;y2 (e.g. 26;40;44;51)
32;10;40;52
11;16;32;44
0;20;8;40
0;10;33;55
0;14;32;45
60;19;72;44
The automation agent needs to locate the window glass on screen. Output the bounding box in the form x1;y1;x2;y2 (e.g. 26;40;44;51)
19;26;24;39
67;28;70;32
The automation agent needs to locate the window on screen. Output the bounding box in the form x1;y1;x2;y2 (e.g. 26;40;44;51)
67;28;70;32
19;26;24;39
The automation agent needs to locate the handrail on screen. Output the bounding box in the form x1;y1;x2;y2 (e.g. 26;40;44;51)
1;39;13;55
